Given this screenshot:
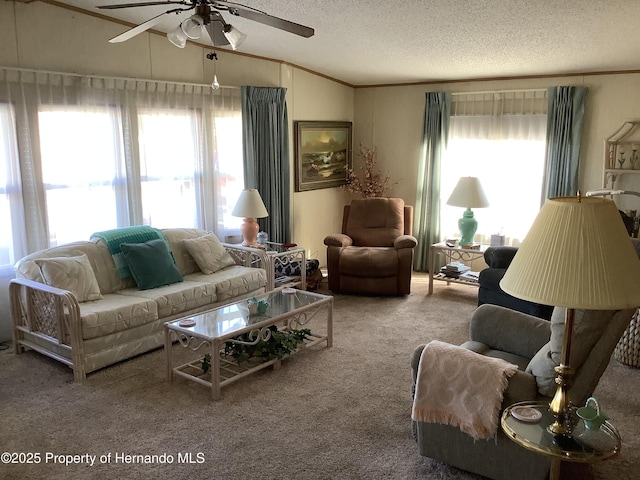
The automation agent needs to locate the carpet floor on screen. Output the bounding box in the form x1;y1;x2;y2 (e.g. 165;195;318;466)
1;275;638;480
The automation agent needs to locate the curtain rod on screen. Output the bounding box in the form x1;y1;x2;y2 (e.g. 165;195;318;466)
452;88;546;96
0;65;240;90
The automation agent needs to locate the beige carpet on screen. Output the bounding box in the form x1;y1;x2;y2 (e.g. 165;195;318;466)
1;275;638;480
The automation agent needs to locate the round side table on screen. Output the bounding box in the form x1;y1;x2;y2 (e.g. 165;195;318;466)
501;401;621;480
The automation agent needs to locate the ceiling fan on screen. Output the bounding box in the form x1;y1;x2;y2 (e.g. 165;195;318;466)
98;0;314;49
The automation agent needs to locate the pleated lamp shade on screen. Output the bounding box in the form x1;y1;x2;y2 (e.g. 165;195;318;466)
500;196;640;309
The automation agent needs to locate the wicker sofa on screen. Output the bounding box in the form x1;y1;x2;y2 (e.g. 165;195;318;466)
10;227;269;381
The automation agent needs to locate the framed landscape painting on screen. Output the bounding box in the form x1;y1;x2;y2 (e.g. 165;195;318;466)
294;121;352;192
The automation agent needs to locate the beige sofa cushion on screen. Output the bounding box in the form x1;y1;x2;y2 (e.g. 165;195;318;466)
117;281;217;318
185;266;267;302
160;228;209;276
35;254;103;302
183;233;235;274
15;241;130;295
79;294;158;340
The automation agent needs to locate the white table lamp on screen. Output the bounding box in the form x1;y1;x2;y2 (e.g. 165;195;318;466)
232;189;268;247
446;176;489;245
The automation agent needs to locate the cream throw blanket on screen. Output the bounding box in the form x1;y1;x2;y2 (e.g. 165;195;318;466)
411;340;518;440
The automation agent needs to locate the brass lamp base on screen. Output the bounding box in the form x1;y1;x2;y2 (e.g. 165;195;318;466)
548;364;574;435
547;308;576;435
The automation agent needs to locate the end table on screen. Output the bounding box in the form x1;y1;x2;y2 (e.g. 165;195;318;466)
501;401;621;480
263;242;306;291
428;242;487;294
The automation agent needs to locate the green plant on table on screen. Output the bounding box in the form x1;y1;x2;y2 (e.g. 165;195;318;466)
201;326;311;371
225;326;311;364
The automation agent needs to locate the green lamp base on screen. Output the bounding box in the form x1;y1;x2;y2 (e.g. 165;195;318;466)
458;208;478;245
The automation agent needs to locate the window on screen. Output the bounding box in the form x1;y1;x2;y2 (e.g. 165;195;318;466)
39;106;123;245
215;114;244;233
36;96;244;244
1;70;244;254
136;107;244;233
0;104;19;266
138;108;199;228
441;91;547;245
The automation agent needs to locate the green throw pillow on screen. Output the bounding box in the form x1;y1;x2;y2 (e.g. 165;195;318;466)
120;239;183;290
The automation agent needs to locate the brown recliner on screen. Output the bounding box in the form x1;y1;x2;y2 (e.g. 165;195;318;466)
323;197;417;295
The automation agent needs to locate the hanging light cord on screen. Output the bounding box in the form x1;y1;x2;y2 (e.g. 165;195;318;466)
207;51;220;89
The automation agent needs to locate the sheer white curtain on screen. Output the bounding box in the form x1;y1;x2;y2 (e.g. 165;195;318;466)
0;98;27;343
441;90;547;246
0;67;243;341
77;76;244;238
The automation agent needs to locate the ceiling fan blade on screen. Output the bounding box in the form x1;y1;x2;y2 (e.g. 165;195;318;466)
98;1;190;9
108;11;174;43
213;1;314;38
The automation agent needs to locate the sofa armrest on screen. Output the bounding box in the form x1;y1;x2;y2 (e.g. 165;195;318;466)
484;246;518;269
394;234;417;249
470;304;551;360
10;278;85;379
222;243;268;268
10;278;80;342
323;234;353;248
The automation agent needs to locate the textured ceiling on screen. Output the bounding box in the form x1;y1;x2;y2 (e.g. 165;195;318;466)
39;0;640;86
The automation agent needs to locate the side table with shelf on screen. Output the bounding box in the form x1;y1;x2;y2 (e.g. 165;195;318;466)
263;242;307;291
428;242;488;294
224;241;307;291
266;242;307;290
501;401;621;480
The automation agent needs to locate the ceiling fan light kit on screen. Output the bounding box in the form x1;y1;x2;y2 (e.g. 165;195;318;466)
100;1;314;89
100;0;315;46
221;24;246;50
182;15;204;39
167;25;188;47
167;14;203;48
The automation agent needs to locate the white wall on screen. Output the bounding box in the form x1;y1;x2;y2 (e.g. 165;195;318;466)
0;2;354;340
288;68;354;261
355;74;640;215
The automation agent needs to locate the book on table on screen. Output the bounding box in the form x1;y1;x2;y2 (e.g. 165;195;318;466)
440;262;470;278
458;271;480;282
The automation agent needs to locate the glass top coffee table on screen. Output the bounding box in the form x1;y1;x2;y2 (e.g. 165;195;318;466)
164;289;333;400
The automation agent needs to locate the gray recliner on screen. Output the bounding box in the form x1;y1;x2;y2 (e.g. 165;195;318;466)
411;304;636;480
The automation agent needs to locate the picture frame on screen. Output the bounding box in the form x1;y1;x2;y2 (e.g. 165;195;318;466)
294;121;352;192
